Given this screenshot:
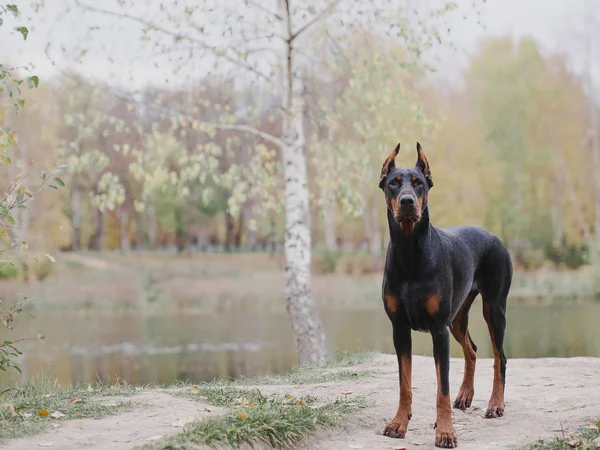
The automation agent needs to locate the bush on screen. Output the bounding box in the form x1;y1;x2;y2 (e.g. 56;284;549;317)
312;249;341;274
33;257;55;282
0;262;22;280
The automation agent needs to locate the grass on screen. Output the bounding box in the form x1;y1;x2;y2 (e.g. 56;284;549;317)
522;420;600;449
151;354;372;449
0;377;137;441
143;387;365;449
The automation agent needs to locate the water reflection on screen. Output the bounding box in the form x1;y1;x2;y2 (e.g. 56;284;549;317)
2;302;599;387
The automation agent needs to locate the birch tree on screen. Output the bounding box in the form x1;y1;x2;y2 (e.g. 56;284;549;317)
47;0;465;364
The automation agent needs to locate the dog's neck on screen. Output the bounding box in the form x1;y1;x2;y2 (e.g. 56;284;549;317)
387;206;432;275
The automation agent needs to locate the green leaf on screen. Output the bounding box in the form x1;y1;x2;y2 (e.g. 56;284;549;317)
52;177;65;187
6;5;18;16
28;76;39;89
0;229;8;242
46;185;58;190
15;26;28;40
40;170;46;181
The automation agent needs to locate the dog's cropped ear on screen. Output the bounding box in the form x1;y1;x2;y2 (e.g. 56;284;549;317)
415;142;433;189
379;143;400;189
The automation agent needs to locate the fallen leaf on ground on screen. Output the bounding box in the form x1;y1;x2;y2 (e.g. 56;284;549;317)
203;407;212;412
50;411;65;419
68;398;81;405
342;391;352;395
37;410;49;417
296;399;308;406
171;416;195;428
393;447;406;450
191;385;199;393
37;443;54;447
236;410;248;419
146;435;163;442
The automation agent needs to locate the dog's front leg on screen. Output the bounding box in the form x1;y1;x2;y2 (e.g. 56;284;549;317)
432;328;457;448
384;324;412;438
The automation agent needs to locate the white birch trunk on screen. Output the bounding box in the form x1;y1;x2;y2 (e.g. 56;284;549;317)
280;0;327;364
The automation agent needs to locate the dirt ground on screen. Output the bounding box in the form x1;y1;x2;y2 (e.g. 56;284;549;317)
3;354;600;450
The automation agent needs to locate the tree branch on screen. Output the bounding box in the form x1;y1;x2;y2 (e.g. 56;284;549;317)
245;0;283;21
290;0;343;42
104;86;285;149
74;0;272;81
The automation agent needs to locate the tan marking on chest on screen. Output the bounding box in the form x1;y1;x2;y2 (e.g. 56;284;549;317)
385;294;399;314
425;293;442;315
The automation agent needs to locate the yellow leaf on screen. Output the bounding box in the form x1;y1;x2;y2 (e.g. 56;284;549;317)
38;409;49;417
0;230;8;242
295;399;307;406
236;410;247;420
342;391;353;396
191;385;199;393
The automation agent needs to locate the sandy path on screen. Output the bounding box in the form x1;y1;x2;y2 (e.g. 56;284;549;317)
2;354;599;450
2;391;221;450
299;355;600;450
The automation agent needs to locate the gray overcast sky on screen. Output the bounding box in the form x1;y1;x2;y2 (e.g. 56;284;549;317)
2;0;598;91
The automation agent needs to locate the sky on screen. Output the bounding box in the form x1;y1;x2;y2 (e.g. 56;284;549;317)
1;0;598;92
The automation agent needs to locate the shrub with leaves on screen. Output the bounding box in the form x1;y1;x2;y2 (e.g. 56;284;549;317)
0;3;65;375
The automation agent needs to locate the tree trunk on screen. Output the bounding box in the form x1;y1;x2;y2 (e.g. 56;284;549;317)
224;213;235;252
280;0;327;364
119;207;130;252
147;206;158;249
174;206;185;254
71;179;81;251
89;208;106;251
197;225;207;251
323;202;337;252
244;203;258;250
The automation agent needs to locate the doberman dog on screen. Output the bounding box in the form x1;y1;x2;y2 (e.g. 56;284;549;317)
378;143;513;448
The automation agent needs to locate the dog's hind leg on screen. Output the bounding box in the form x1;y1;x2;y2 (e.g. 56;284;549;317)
480;251;512;418
450;290;478;410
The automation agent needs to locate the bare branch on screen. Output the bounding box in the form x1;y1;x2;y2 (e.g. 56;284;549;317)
290;0;343;42
74;0;273;81
245;0;283;21
103;86;285;149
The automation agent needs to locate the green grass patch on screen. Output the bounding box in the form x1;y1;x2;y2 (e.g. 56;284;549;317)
0;377;138;441
522;420;600;449
143;389;364;449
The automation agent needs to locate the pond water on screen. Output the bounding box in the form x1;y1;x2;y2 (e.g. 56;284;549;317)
2;302;600;386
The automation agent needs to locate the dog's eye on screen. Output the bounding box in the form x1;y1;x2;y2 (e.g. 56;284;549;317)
389;179;397;187
413;179;422;186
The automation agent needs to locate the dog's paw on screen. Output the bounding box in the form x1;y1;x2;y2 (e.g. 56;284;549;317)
484;405;504;418
453;387;474;410
434;424;458;448
383;416;410;438
485;396;505;418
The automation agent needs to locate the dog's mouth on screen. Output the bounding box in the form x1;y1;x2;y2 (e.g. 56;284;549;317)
394;206;421;224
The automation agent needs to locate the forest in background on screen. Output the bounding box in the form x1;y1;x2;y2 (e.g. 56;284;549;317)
3;15;600;276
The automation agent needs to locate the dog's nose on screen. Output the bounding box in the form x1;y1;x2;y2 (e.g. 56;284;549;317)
399;195;415;206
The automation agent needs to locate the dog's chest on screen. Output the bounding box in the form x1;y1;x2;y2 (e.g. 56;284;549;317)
384;281;444;331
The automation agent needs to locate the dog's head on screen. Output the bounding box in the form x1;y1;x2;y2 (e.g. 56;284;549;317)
379;142;433;233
